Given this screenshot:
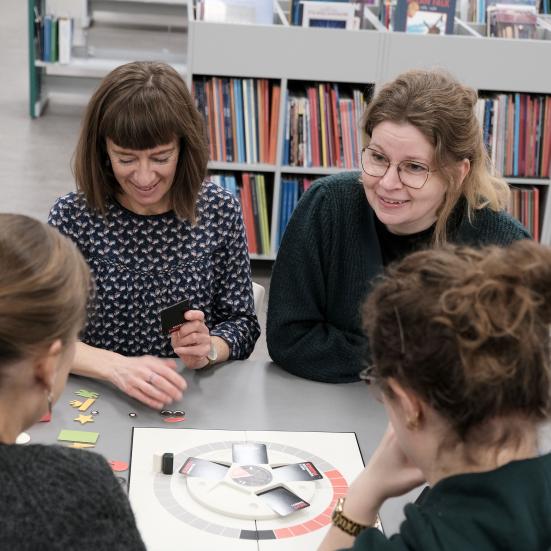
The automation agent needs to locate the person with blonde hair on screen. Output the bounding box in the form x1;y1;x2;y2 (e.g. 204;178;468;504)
49;61;260;409
267;68;529;383
320;239;551;550
0;213;145;549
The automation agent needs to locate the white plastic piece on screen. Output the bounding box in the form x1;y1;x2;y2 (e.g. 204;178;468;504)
15;432;31;445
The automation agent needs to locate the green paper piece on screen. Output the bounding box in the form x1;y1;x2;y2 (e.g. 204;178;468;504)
75;390;99;399
57;429;99;444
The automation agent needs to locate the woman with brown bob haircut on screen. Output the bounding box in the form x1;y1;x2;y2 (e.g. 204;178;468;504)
320;239;551;551
0;214;145;549
267;68;529;384
49;61;260;409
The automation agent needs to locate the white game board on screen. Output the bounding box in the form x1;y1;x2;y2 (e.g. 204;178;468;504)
129;428;365;550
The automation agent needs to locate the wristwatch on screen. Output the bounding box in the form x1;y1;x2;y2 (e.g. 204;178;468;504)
331;497;369;537
206;340;218;366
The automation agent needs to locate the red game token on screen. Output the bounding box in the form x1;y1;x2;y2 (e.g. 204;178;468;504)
109;460;129;472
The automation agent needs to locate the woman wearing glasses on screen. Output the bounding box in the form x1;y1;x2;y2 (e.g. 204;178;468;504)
319;239;551;550
267;69;529;383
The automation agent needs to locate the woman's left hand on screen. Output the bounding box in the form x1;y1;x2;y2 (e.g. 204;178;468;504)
170;310;211;369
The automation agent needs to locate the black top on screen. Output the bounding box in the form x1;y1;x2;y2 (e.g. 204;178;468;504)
374;216;434;266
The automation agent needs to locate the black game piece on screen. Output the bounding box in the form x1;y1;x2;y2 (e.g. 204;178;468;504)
129;412;137;418
162;452;174;475
91;410;99;415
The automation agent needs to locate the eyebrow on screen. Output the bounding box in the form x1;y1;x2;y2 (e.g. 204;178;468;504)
368;143;430;164
110;146;177;156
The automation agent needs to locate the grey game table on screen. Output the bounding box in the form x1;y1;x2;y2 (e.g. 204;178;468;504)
27;359;551;538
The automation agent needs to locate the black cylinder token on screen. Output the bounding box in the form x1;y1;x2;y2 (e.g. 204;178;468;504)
162;452;174;475
91;410;99;415
129;412;137;418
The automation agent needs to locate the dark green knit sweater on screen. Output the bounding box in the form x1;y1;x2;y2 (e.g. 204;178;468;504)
267;172;530;383
343;453;551;551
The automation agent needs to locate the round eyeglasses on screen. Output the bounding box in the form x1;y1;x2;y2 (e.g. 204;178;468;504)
360;147;436;190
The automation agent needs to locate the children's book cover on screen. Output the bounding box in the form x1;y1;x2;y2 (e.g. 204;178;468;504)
394;0;457;34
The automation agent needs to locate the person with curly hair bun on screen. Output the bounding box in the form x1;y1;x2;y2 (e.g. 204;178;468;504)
320;239;551;551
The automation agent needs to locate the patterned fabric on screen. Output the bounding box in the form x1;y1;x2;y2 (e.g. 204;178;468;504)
48;181;260;359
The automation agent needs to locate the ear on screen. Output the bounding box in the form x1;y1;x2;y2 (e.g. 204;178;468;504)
386;377;424;427
456;158;471;185
33;339;63;393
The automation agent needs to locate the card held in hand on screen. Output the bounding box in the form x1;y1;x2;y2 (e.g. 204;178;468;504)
160;298;192;334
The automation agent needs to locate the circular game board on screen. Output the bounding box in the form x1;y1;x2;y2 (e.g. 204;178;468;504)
153;440;349;540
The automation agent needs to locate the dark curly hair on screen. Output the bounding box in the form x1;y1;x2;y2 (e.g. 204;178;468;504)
363;239;551;441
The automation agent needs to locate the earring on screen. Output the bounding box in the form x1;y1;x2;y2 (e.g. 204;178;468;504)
47;392;52;415
406;412;420;430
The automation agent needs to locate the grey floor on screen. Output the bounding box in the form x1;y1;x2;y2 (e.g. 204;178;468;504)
0;0;271;360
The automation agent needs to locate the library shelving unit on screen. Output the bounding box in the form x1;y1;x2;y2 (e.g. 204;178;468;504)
28;2;551;259
28;0;189;118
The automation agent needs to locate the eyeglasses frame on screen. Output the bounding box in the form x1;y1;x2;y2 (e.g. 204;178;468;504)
360;146;438;190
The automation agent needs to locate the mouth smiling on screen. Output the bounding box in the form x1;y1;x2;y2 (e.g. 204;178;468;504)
130;181;159;193
379;196;409;206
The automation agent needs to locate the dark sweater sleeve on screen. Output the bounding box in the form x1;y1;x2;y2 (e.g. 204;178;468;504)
267;181;367;382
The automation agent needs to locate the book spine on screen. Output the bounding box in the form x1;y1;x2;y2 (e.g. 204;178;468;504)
58;17;72;65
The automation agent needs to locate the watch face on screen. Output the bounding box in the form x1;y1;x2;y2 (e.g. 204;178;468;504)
207;342;217;361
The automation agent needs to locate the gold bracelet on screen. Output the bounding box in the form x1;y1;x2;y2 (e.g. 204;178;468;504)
331;497;371;537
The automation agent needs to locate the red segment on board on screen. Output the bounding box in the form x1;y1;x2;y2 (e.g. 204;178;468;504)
274;528;294;539
303;519;324;532
163;417;187;423
312;513;332;526
324;470;342;479
289;524;309;536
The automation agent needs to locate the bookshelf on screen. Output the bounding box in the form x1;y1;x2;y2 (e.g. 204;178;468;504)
28;3;551;258
28;0;189;117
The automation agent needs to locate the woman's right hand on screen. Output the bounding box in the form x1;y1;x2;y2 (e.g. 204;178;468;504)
343;424;425;525
109;355;187;410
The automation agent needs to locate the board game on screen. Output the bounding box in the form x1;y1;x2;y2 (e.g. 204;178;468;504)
129;428;366;550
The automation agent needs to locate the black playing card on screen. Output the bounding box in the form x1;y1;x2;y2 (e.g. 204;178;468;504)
272;462;323;482
232;442;269;464
160;299;192;334
179;457;229;480
256;486;310;516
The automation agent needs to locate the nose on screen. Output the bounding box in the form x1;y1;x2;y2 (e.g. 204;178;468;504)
378;164;403;191
134;161;156;186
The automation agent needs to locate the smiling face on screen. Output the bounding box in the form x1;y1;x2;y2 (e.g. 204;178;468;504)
106;138;180;215
362;121;447;235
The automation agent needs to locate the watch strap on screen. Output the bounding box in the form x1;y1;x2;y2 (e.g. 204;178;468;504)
331;498;369;537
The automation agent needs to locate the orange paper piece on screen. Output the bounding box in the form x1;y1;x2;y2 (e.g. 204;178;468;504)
69;443;96;449
78;398;96;412
74;414;94;425
163;417;187;423
40;412;51;423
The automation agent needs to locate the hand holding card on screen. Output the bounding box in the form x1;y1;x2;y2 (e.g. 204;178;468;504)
168;309;213;369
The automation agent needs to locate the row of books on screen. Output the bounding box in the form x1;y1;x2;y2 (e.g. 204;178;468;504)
507;185;541;240
33;9;72;63
283;84;370;168
277;178;314;246
193;77;280;165
477;93;551;178
210;173;272;255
